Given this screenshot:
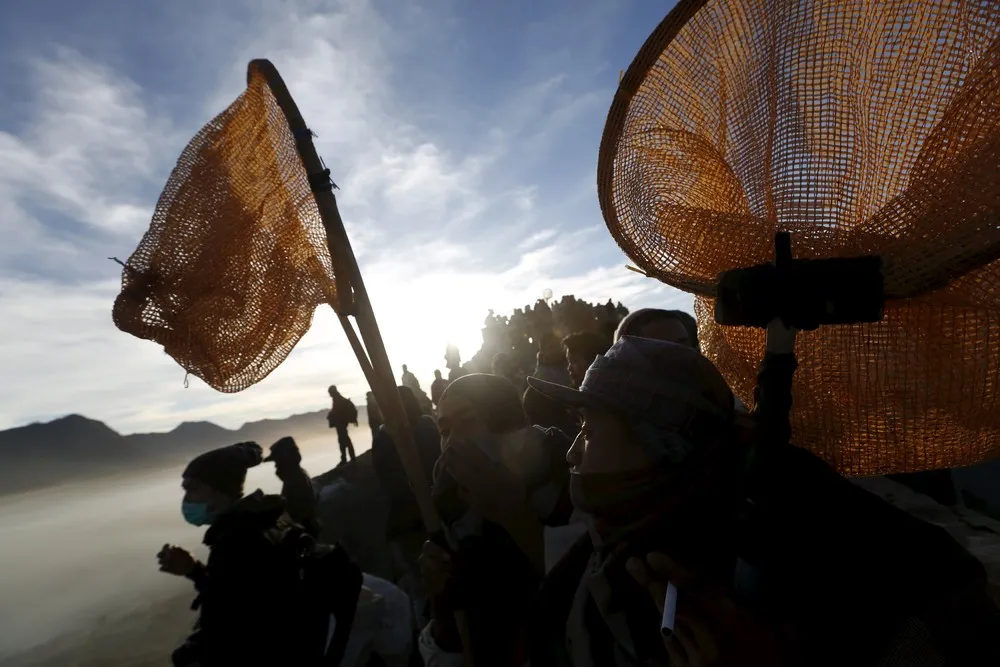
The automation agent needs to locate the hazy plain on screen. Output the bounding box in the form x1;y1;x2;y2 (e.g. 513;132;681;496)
0;434;362;666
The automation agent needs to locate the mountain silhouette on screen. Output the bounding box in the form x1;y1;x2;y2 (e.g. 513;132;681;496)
0;408;366;495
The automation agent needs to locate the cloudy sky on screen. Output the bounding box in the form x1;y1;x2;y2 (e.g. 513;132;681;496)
0;0;690;434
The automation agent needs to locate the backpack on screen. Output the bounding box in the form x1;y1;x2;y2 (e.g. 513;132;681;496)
344;400;358;425
328;398;358;427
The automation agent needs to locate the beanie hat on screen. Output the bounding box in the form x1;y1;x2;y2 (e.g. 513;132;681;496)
182;442;263;499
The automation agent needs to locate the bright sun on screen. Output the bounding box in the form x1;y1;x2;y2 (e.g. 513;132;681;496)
367;272;499;389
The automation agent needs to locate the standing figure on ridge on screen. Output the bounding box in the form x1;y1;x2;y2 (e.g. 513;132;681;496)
327;385;358;466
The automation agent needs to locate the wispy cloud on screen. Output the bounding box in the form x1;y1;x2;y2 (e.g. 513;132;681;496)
0;0;683;433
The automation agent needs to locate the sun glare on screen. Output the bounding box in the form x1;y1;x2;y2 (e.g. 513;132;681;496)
367;271;499;389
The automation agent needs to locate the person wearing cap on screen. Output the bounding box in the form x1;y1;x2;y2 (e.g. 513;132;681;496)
417;373;574;667
525;321;1000;667
264;436;319;538
157;442;321;667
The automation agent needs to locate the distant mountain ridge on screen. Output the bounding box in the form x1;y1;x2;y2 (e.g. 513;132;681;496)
0;408;361;495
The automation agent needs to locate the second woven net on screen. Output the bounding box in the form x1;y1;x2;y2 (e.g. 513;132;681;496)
599;0;1000;475
113;66;342;393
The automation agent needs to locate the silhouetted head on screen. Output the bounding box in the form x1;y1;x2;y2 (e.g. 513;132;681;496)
434;369;443;380
402;364;409;373
529;337;737;547
615;309;699;350
491;352;512;377
537;332;564;366
328;385;339;397
181;442;263;525
437;373;526;447
562;331;611;388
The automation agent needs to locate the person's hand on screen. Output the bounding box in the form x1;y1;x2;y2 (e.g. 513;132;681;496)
626;552;796;667
440;440;529;526
158;544;196;577
418;539;455;599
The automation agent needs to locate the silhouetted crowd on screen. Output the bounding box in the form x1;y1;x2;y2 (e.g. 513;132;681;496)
157;298;1000;667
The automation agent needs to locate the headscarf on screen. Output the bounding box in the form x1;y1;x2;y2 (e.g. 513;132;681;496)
614;308;699;349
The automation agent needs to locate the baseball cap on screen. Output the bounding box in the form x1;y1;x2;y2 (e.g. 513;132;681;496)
526;336;734;431
262;436;300;464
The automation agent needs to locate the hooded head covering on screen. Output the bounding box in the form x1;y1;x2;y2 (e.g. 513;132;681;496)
183;442;263;499
529;336;733;464
614;308;698;348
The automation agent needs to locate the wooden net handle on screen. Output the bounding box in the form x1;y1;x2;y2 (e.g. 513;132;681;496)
251;58;444;536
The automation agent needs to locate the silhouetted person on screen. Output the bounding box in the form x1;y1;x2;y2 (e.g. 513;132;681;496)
327;385;358;465
160;442;413;667
401;364;421;394
157;443;325;666
419;373;573;665
527;329;1000;666
264;436;319;538
534;333;572;387
431;370;448;409
445;344;465;383
492;351;524;392
366;391;383;440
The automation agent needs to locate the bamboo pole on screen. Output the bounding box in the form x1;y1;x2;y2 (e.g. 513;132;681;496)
252;60;474;666
252;59;443;536
337;312;377;390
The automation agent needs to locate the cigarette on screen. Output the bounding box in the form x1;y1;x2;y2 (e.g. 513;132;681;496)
660;582;678;637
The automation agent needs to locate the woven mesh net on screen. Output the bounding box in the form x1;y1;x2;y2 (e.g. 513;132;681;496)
599;0;1000;475
113;68;342;393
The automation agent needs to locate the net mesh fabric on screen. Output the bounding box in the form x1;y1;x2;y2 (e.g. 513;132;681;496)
599;0;1000;474
113;68;340;393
